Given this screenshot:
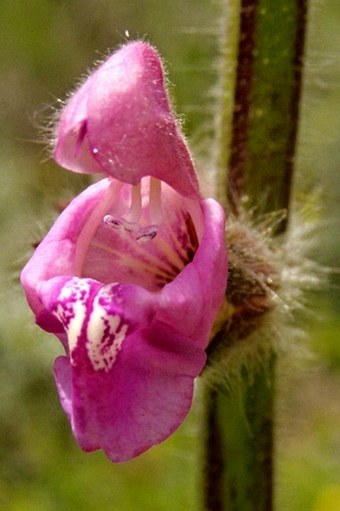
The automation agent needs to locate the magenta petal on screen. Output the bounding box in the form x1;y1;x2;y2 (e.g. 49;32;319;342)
54;41;200;198
54;73;104;175
20;179;110;322
54;322;205;462
43;276;205;462
54;356;73;420
158;198;227;343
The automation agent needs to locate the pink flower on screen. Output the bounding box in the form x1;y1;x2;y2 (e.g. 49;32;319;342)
21;41;227;462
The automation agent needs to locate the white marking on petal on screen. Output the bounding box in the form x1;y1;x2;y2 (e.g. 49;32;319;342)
86;290;128;372
54;279;91;354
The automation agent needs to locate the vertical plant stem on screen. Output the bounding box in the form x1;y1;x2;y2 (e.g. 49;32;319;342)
214;0;242;209
203;1;308;510
203;367;275;511
239;0;309;222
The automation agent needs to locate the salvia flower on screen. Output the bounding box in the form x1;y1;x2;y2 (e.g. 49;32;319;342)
21;41;227;462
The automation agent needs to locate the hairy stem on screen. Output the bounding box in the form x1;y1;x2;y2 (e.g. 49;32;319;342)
203;0;308;509
214;0;242;209
203;363;275;511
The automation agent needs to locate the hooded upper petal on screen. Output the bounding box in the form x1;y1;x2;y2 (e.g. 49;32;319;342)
54;41;200;199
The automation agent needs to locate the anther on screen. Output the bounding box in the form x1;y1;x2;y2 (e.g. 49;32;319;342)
120;219;139;233
135;225;158;243
103;215;124;230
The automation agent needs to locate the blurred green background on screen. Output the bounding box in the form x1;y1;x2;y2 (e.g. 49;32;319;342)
0;0;339;510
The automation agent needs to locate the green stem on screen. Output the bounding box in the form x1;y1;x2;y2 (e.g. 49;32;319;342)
214;0;242;209
230;0;308;221
203;363;275;511
203;0;308;509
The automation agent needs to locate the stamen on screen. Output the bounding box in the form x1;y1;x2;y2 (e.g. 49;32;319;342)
103;178;163;242
103;182;143;236
135;225;158;243
104;215;139;234
103;215;124;231
126;182;142;223
120;219;139;233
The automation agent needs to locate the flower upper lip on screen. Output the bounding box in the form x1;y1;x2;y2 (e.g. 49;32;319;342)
54;41;201;199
